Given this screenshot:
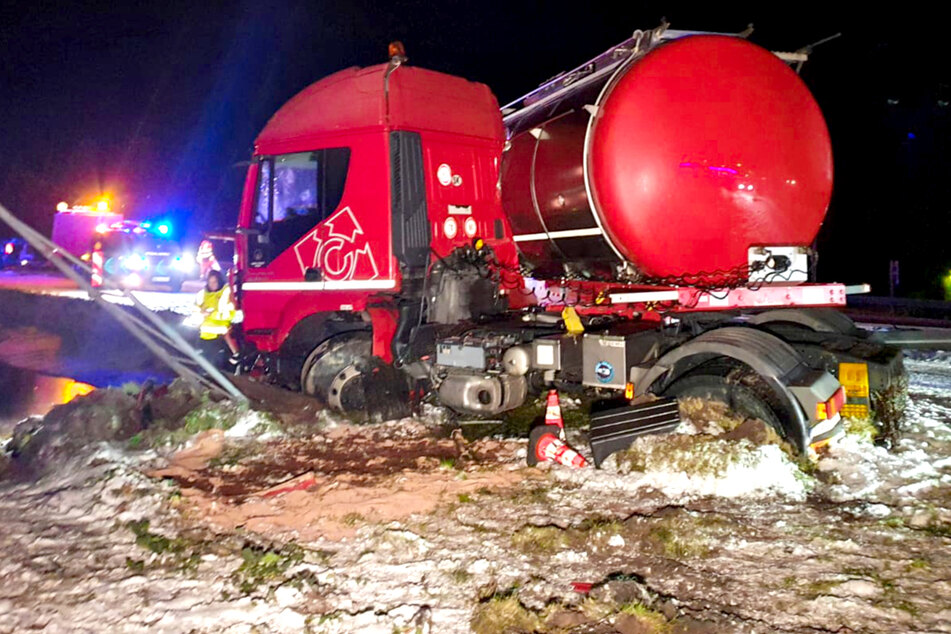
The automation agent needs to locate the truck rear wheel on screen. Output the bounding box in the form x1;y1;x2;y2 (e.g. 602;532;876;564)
662;364;794;444
300;333;372;411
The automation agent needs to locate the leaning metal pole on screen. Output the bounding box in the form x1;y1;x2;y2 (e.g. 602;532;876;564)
0;202;247;403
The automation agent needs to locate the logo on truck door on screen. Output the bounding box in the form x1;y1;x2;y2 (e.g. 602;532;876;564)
293;206;379;281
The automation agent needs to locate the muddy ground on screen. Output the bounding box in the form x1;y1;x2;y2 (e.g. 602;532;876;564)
1;359;951;633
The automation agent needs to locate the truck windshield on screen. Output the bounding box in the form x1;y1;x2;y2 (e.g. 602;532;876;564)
252;148;351;264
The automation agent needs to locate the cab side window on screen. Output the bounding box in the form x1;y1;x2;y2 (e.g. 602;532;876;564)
251;149;351;267
254;159;272;228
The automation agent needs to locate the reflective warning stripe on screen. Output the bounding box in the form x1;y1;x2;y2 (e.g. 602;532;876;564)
200;323;230;340
241;280;397;291
609;290;680;303
91;251;104;288
512;227;602;243
536;434;588;468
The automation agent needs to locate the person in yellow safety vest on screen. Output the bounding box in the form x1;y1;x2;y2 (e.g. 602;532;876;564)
194;270;239;362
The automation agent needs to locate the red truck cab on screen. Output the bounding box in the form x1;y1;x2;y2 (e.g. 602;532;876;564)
237;60;518;370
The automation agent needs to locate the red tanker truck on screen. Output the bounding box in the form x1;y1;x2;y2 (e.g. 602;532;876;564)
232;26;904;453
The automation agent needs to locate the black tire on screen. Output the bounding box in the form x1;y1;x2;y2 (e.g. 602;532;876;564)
663;366;788;440
300;333;372;410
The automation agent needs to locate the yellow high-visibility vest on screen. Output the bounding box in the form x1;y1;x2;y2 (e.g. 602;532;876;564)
196;288;234;340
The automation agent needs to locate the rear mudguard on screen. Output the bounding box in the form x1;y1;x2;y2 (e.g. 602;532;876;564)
747;308;906;427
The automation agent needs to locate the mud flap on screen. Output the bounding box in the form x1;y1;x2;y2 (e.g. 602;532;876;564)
588;398;681;468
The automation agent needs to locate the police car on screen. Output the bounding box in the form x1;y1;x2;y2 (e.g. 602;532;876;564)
1;238;37;270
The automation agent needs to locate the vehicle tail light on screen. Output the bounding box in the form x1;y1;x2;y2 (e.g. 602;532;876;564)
816;386;846;420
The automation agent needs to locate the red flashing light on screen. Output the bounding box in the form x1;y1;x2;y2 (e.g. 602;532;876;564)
4;242;14;255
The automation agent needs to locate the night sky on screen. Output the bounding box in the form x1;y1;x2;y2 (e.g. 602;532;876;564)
1;2;949;296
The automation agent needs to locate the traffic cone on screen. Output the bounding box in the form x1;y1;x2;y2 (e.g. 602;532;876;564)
544;389;566;439
91;247;104;288
527;425;588;468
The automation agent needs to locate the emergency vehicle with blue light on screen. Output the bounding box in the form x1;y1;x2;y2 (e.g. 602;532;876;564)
89;220;196;291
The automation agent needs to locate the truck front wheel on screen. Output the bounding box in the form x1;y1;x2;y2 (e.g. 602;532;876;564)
300;333;372;411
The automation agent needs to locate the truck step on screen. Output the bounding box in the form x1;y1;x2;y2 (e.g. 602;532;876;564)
588;398;681;467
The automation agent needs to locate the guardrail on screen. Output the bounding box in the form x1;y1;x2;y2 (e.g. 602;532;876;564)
847;295;951;326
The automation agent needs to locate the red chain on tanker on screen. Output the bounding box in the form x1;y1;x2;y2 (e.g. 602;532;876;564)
482;244;814;311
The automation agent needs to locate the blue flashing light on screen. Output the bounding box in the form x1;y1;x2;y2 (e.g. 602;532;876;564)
907;132;916;140
157;223;170;235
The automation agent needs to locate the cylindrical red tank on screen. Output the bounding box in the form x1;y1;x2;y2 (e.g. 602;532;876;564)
500;35;833;281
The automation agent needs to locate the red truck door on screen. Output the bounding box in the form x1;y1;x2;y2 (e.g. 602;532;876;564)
236;135;395;351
